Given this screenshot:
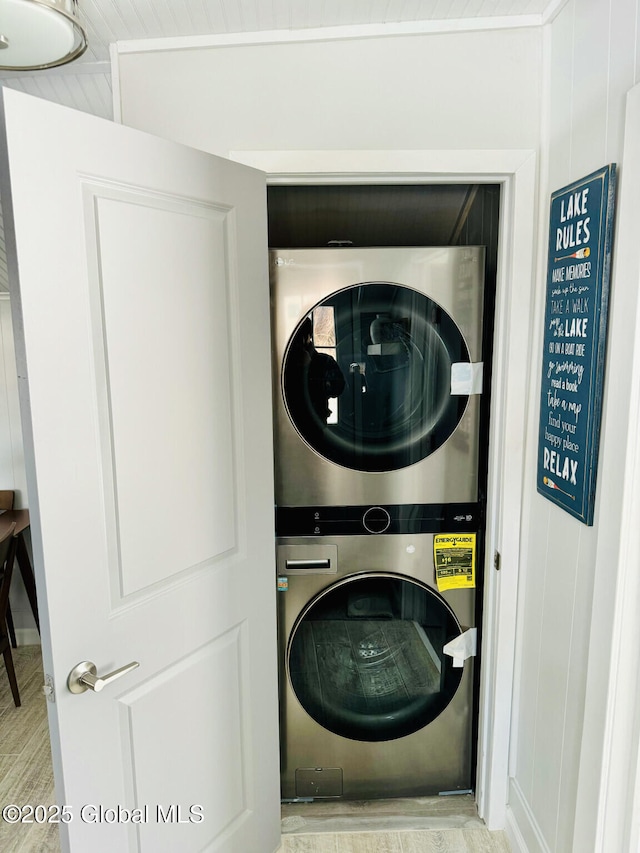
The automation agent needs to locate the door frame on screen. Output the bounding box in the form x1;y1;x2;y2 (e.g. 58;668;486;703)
231;147;537;830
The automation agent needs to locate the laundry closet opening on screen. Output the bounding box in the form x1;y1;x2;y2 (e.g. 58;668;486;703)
267;183;500;803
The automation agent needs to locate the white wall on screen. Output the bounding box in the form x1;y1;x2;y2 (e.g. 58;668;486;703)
116;28;542;156
507;2;640;852
0;296;25;501
0;294;34;641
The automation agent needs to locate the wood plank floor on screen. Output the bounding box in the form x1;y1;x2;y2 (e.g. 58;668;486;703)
0;645;59;852
280;797;511;852
281;830;511;852
1;647;511;853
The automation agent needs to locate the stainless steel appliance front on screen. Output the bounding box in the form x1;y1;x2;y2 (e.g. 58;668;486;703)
277;534;475;800
270;247;485;507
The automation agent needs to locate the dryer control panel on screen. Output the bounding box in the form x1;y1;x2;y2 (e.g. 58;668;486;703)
275;502;481;537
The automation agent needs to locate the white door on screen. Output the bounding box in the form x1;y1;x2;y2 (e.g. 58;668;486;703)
0;88;280;853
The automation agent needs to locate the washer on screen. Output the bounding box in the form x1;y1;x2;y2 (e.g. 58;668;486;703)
270;246;485;521
271;247;483;799
276;534;475;800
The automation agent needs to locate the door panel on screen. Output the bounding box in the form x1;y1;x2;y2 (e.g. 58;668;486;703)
121;627;249;852
0;88;279;853
84;187;238;598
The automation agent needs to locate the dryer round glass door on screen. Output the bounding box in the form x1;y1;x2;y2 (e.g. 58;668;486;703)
282;283;470;472
287;573;465;742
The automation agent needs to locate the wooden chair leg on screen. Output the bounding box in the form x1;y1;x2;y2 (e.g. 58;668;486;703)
6;601;17;648
2;643;21;707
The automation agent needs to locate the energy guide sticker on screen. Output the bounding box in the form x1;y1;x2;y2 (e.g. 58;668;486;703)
433;534;476;592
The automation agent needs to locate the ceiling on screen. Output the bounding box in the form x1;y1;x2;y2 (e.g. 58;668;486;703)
0;0;562;293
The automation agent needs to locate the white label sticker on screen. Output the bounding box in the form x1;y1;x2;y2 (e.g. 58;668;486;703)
443;628;477;668
451;362;483;395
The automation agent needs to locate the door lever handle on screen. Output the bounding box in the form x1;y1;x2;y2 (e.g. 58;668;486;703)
67;660;140;694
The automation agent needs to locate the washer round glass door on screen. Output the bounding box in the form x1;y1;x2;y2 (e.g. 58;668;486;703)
282;282;470;472
287;573;465;742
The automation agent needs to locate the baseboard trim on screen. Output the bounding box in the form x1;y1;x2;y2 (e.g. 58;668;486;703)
506;804;529;853
15;628;41;647
506;778;551;853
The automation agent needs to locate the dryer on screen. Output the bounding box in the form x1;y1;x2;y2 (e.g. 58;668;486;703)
276;534;475;800
271;246;485;799
270;246;485;531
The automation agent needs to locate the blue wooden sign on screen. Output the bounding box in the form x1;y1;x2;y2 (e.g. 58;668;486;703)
537;164;617;525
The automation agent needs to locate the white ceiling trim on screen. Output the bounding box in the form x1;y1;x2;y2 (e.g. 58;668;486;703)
540;0;571;25
230;149;536;183
115;15;545;56
0;62;111;80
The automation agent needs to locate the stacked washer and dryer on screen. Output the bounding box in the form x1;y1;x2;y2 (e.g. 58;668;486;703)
270;247;485;801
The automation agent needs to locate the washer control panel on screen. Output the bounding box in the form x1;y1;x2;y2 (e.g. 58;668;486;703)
362;506;391;534
276;503;481;537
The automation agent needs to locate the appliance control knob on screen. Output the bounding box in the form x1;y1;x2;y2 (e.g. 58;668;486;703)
363;506;391;534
